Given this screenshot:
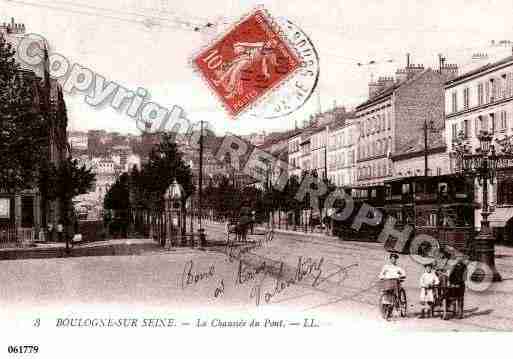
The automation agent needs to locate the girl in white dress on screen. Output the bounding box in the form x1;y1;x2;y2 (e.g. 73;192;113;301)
419;263;439;318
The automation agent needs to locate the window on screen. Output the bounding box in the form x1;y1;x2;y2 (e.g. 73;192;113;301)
475;117;479;136
501;110;507;131
491;113;496;133
463;87;470;109
477;82;484;105
502;74;507;98
463;119;469;138
490;78;496;102
482;115;488;132
485;81;490;103
451;123;458;141
509;73;513;98
428;212;438;227
451;92;458;113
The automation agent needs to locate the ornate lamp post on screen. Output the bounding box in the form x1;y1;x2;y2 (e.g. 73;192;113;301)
164;179;183;249
453;130;507;282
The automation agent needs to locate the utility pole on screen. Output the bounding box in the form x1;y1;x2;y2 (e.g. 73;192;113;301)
198;120;205;246
424;119;429;177
41;43;51;241
324;146;327;180
424;119;438;177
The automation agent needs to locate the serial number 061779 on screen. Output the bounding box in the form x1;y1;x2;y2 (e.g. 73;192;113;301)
7;345;39;354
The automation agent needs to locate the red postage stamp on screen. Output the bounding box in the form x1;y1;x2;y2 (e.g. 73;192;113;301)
192;8;301;117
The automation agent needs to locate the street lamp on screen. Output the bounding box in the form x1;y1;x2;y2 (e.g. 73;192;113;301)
164;179;183;249
453;130;508;282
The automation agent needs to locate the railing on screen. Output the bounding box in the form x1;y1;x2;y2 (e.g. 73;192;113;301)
0;224;17;247
18;227;35;246
0;225;34;247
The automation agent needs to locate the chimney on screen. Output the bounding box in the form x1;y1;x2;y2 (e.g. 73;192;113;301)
378;76;394;89
3;18;26;35
407;64;425;78
440;63;459;80
368;78;381;98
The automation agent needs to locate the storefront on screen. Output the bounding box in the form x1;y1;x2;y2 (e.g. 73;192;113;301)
490;169;513;241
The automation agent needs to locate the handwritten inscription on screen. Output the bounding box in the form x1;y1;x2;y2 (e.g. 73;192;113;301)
181;260;215;289
236;260;270;285
248;256;324;306
179;233;357;307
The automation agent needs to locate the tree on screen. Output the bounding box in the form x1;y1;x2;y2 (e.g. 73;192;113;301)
0;35;47;191
282;175;301;226
46;158;95;202
46;158;95;231
104;173;130;212
104;133;195;223
138;133;195;208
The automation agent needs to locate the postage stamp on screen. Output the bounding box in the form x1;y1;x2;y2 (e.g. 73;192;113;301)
191;8;301;118
248;17;320;119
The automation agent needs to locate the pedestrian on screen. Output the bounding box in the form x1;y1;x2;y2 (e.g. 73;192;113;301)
250;210;256;234
419;263;439;318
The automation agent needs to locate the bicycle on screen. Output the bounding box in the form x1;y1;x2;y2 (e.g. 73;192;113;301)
379;278;407;320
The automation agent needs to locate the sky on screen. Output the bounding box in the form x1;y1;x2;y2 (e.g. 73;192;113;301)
2;0;513;136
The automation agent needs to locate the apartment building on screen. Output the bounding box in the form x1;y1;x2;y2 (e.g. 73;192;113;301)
356;61;457;186
327;119;357;187
445;51;513;234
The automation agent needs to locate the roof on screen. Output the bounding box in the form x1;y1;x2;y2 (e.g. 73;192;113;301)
355;83;401;111
329;116;357;131
356;69;434;111
445;55;513;87
258;129;302;149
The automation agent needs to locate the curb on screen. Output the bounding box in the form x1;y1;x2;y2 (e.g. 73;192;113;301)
0;241;161;261
255;226;336;239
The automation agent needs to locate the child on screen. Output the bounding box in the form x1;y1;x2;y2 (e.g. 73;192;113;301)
419;263;439;318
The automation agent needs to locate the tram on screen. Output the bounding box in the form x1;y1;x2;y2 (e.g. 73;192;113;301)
331;175;476;253
331;184;386;241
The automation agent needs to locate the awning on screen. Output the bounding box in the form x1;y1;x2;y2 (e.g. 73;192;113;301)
488;207;513;228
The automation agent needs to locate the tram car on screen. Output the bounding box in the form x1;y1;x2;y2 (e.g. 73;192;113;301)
331;175;476;253
331;184;386;241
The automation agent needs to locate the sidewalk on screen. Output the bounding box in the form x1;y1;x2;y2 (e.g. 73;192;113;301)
0;238;160;260
256;225;336;239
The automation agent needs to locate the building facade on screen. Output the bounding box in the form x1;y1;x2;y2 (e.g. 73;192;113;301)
310;126;328;178
445;52;513;233
327;119;357;187
287;132;302;179
356;63;458;187
1;20;70;244
299;133;312;174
